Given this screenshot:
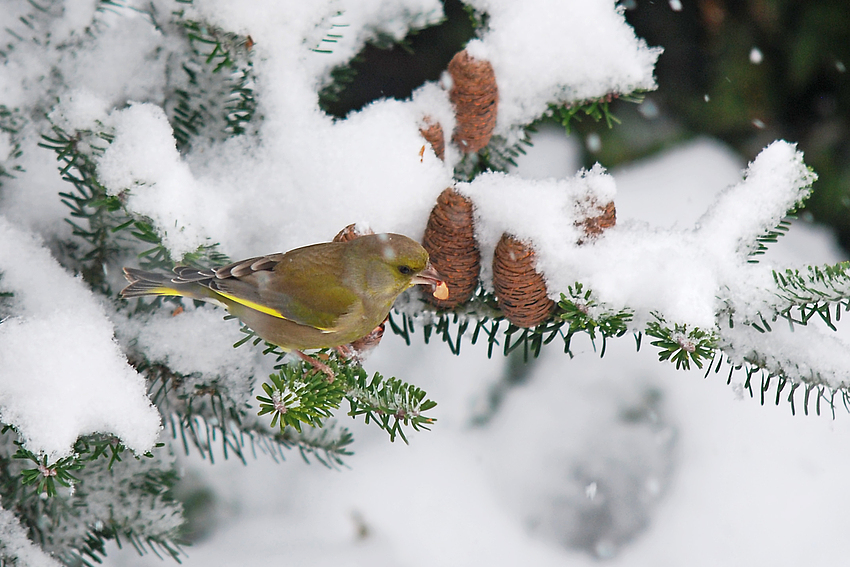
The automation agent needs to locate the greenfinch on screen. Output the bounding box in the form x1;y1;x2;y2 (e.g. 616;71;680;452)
121;233;448;378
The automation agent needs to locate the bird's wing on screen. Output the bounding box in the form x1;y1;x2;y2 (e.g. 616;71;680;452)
199;247;360;331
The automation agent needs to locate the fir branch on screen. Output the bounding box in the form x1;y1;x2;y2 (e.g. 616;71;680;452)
257;365;345;433
343;365;437;444
454;130;534;180
310;10;348;54
0;106;25;182
41;124;227;291
318;57;362;112
772;261;850;330
257;357;438;444
137;353;352;467
13;444;83;498
748;216;794;262
39;125;131;293
549;92;644;134
168;11;258;149
0;429;184;567
704;350;850;418
557;283;633;356
645;315;717;370
390;286;718;374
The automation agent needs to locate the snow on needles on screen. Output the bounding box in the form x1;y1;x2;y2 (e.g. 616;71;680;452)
0;218;161;460
97;103;223;258
465;0;662;140
461;141;816;333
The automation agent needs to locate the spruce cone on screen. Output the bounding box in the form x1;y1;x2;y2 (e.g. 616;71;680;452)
578;200;616;239
419;119;445;161
423;188;480;308
492;234;554;328
448;50;498;154
333;223;373;243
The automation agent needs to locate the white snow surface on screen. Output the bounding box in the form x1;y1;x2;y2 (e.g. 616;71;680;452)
0;506;63;567
460;139;815;330
465;0;662;141
0;218;161;460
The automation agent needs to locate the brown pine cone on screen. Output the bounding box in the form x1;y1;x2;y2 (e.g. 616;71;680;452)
448;50;498;154
419;119;445;161
492;234;554;328
422;188;480;308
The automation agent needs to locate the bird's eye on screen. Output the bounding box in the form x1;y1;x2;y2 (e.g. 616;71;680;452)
397;265;412;275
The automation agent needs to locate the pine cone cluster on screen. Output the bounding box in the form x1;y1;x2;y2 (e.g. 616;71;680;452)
412;49;617;328
421;192;618;328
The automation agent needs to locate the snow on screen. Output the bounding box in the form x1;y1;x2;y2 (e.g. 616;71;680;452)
457;139;815;330
464;0;662;142
0;218;161;460
0;506;63;567
98;103;222;258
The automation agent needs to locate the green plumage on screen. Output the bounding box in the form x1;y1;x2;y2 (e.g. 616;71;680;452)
121;233;442;352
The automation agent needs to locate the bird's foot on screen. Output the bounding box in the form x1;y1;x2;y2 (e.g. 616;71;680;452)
335;320;387;362
294;350;336;383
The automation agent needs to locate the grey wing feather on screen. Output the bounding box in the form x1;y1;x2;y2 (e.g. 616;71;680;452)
172;266;217;283
214;254;285;279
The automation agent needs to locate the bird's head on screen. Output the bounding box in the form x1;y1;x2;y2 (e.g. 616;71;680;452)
346;233;446;301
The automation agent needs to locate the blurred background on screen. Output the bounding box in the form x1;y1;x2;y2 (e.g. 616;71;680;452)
321;0;850;252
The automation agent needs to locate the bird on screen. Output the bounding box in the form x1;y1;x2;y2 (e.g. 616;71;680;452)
121;233;448;379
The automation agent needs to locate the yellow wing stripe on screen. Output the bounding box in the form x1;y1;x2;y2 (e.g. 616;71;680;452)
213;289;334;332
146;286;185;297
214;290;289;319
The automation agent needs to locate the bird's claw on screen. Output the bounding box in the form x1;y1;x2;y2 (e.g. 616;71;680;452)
294;350;336;383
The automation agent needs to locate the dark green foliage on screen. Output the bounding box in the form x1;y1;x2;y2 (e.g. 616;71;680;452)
558;283;633;356
388;285;634;362
748;217;794;262
39;125;129;293
14;445;84;499
623;1;850;252
0;429;184;566
311;10;348;54
772;261;850;330
42;124;229;293
258;365;345;432
317;0;475;118
644;316;717;370
0;106;25;182
257;355;437;444
344;366;437;443
454;131;534;181
168;9;257;151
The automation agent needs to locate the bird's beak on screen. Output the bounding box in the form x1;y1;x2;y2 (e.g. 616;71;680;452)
412;264;450;300
411;263;443;287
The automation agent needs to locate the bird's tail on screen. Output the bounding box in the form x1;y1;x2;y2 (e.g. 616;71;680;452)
120;267;203;299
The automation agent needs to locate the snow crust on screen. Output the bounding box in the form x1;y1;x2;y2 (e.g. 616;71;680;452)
0;218;161;460
465;0;661;140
